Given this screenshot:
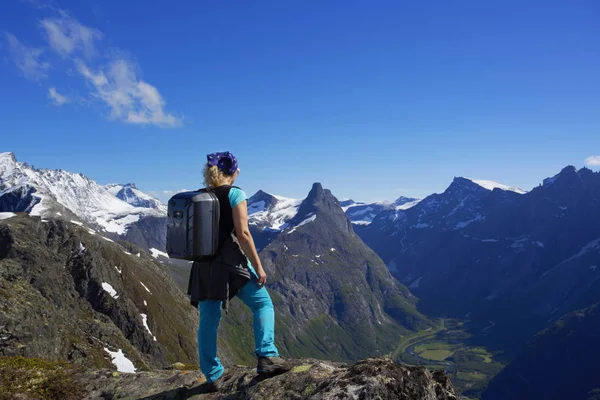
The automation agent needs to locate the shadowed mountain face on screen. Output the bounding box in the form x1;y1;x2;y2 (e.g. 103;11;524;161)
357;167;600;352
483;303;600;400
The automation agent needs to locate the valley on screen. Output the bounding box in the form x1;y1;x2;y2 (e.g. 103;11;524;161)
389;319;504;399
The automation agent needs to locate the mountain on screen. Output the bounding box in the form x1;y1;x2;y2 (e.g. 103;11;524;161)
105;183;167;212
339;196;421;226
483;303;600;400
0;152;166;251
0;213;212;372
243;183;434;362
358;167;600;352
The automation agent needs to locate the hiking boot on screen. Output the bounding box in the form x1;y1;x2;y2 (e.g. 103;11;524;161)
203;375;224;393
257;356;291;375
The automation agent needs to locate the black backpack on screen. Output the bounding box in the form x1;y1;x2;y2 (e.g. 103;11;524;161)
166;189;220;261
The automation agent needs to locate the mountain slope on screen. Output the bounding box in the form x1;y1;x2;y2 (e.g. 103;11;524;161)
248;183;433;361
0;213;207;372
483;303;600;400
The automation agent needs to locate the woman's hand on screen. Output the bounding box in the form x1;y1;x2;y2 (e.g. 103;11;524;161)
256;265;267;286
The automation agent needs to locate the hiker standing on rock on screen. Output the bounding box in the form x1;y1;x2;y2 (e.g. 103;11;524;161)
188;151;290;392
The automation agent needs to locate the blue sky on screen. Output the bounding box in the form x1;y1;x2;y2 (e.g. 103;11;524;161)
1;0;599;202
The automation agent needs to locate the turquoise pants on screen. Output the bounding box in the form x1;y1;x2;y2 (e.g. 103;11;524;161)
197;280;279;382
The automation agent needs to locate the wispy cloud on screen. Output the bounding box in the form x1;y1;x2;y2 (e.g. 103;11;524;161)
76;59;182;127
48;86;69;105
584;156;600;167
4;8;182;128
40;12;102;58
3;33;50;81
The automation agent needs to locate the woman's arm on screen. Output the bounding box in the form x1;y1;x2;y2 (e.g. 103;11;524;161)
232;200;267;285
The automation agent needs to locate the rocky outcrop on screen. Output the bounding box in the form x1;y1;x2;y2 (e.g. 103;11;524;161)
0;213;201;371
74;357;456;400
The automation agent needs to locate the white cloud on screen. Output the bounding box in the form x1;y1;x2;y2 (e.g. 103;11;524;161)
3;33;50;81
40;12;102;58
48;86;69;105
76;59;182;127
585;156;600;167
6;7;182;128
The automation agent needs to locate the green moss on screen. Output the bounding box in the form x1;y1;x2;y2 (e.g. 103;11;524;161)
0;356;85;400
291;364;312;373
302;382;317;395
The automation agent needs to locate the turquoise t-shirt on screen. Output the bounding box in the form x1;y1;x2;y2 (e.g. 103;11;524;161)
228;187;258;280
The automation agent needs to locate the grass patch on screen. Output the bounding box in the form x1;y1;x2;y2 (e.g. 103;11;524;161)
414;342;460;353
0;356;85;400
468;348;493;363
457;371;486;381
419;349;454;361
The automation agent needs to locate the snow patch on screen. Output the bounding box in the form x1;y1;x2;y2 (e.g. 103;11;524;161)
140;313;157;342
102;237;115;243
414;223;430;229
249;196;302;232
103;348;136;373
70;220;83;226
248;200;266;213
395;199;421;210
101;282;119;299
114;266;122;274
287;214;317;234
467;178;526;194
78;242;86;255
330;248;336;252
144;300;147;306
535;241;545;248
0;212;16;220
140;281;152;294
150;248;169;259
409;276;423;289
455;214;484;229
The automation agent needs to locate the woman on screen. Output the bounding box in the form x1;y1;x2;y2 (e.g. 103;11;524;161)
195;151;289;392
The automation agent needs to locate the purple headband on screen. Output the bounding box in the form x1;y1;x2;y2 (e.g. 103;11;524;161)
206;151;239;175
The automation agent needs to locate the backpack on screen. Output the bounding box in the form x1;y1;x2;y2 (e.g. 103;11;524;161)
166;188;221;261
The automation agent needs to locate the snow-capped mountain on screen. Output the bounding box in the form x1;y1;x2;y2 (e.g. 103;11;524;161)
0;152;164;236
341;196;421;225
105;183;167;212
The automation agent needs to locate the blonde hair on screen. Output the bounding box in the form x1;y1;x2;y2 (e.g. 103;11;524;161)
203;165;234;189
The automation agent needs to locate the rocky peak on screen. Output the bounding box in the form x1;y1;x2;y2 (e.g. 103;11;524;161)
248;190;281;211
1;357;457;400
291;182;351;234
0;151;16;163
543;165;578;186
447;177;489;195
0;152;17;176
